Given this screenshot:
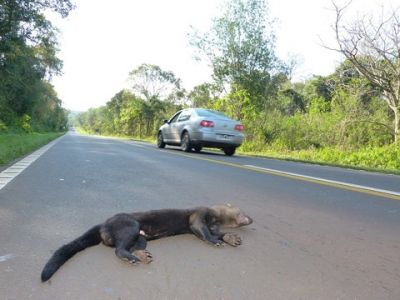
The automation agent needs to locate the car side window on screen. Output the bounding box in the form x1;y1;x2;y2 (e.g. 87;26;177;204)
169;112;181;123
178;111;191;122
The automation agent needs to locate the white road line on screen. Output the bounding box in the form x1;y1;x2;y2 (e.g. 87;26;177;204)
244;164;400;197
0;136;63;191
0;254;14;262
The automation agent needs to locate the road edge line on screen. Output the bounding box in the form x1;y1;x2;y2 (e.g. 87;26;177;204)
0;135;64;191
243;164;400;200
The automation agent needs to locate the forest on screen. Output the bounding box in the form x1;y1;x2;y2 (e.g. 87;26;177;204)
76;0;400;171
0;0;73;164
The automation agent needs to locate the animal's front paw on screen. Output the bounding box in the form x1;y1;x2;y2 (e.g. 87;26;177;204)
134;250;153;264
222;233;242;247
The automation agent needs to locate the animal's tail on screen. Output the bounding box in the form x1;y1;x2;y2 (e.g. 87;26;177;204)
41;224;102;282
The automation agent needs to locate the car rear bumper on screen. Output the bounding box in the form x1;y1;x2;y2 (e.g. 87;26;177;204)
191;130;244;148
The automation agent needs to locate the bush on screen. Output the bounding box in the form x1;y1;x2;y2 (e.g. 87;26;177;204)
21;114;32;132
0;120;7;132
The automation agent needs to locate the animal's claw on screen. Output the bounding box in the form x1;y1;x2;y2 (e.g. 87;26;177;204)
210;239;225;247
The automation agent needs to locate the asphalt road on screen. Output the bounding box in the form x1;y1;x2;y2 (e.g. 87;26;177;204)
1;132;399;300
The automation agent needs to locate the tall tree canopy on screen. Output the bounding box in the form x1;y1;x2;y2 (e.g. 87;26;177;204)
190;0;282;100
129;64;183;103
0;0;73;130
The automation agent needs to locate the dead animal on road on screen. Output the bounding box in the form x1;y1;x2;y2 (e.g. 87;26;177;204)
41;204;253;282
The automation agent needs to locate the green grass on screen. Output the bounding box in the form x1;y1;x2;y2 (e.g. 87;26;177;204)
0;132;65;165
239;142;400;175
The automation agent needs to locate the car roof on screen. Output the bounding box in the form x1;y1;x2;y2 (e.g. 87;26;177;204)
193;108;230;118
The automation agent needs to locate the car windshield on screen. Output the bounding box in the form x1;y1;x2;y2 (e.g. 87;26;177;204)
195;109;230;119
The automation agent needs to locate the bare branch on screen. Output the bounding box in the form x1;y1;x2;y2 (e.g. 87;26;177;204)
327;1;400;143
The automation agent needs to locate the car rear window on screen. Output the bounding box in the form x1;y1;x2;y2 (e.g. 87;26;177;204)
196;109;229;119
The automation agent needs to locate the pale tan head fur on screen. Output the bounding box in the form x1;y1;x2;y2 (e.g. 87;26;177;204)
210;204;253;228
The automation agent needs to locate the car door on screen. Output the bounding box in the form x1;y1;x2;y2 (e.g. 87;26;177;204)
163;111;181;142
173;110;192;142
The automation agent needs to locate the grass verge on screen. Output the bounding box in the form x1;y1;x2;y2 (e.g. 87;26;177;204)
239;143;400;175
0;132;65;166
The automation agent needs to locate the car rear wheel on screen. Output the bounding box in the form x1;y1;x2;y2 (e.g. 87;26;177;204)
181;132;192;152
157;131;166;148
223;147;236;156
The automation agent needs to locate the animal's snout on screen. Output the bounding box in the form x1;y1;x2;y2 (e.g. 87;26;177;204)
238;214;253;226
244;215;253;225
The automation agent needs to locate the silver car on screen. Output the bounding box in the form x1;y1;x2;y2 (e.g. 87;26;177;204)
157;108;244;156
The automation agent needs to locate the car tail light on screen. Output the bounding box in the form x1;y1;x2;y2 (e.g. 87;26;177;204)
200;120;214;127
235;124;244;131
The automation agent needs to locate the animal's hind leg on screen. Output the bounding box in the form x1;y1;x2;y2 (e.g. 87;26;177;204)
130;234;148;251
130;235;153;264
115;248;140;264
114;225;141;264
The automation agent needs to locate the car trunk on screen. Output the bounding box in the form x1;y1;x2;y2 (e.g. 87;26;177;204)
213;118;237;134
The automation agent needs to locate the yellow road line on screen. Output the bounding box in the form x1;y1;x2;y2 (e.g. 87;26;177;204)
160;149;400;201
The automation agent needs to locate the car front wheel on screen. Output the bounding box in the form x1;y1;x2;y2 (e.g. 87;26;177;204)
181;132;192;152
157;131;166;148
223;147;236;156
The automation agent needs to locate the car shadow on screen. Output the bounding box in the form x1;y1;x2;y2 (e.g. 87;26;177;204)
164;146;229;157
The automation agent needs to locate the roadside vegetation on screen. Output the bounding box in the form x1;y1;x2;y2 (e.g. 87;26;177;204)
74;0;400;173
0;0;73;165
0;132;64;165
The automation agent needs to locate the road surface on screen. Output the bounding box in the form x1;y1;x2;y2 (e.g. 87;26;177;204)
1;132;399;299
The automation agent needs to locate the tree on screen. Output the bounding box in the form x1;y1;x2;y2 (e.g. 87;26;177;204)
187;83;221;108
214;86;252;121
190;0;282;104
304;76;334;104
329;2;400;144
128;64;183;103
0;0;74;78
332;59;382;106
0;0;74;130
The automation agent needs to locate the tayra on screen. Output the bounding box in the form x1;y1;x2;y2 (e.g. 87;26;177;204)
41;204;253;282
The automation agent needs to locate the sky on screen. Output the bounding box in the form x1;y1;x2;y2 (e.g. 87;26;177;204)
48;0;398;112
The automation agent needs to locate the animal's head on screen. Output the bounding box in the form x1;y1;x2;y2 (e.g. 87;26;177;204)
211;204;253;228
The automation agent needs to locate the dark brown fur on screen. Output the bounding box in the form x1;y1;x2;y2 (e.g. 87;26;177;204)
41;204;252;282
